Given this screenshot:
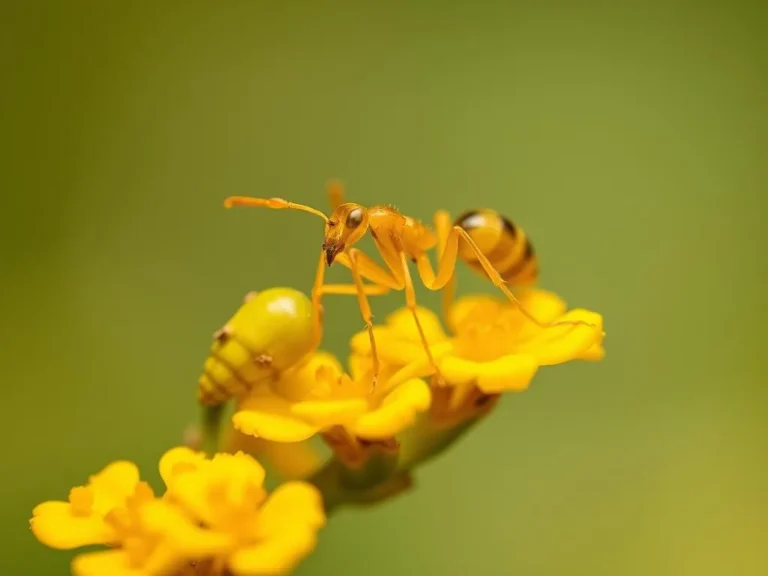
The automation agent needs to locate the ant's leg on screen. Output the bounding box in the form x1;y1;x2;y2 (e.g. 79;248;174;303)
418;227;601;334
327;180;346;210
397;251;446;383
321;284;391;296
433;210;457;333
308;250;391;348
334;250;403;290
310;249;328;348
346;249;385;388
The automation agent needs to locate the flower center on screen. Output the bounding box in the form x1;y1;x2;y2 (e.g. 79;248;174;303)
68;487;94;516
452;317;517;362
206;480;266;539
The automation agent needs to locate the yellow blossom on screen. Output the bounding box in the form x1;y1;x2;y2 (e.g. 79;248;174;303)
350;290;605;403
30;460;150;550
30;447;325;576
232;351;431;443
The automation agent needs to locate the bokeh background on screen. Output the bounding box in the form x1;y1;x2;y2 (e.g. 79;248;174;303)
4;1;767;574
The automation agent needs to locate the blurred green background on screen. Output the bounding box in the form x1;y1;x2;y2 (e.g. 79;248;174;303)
4;1;767;574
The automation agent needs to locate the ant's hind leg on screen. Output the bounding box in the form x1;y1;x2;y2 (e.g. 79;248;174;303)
433;210;457;332
424;226;602;335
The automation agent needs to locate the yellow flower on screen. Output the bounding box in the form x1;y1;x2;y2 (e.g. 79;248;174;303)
232;351;431;443
155;448;326;576
30;460;151;550
350;290;605;403
30;447;325;576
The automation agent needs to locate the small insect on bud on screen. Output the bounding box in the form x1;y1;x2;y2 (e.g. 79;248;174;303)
197;288;316;406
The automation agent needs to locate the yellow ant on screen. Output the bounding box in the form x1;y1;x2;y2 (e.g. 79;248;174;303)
225;181;599;386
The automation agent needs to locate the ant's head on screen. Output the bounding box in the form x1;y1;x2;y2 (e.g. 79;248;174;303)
323;203;369;266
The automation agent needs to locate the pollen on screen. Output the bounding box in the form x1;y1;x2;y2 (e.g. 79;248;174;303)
68;487;93;516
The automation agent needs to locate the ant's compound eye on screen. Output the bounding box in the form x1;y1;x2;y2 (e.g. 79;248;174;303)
345;208;364;229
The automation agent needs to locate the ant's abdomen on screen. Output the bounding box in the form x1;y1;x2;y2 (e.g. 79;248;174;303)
454;209;538;287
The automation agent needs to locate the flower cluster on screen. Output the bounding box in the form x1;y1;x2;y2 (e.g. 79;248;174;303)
349;289;604;423
231;288;604;456
30;448;325;576
31;282;605;575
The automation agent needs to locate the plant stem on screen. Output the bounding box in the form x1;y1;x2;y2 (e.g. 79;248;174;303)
200;404;225;457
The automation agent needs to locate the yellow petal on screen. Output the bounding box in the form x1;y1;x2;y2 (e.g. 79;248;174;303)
233;393;319;442
257;482;326;536
274;351;344;401
239;437;324;480
449;294;506;328
438;356;481;386
347;352;372;381
349;325;402;355
577;341;606;361
517;309;604;366
209;452;267;490
450;291;568;340
229;482;324;575
516;290;569;322
72;542;189;576
291;398;369;428
167;452;267;526
350;331;431;366
159;447;207;490
229;530;318;576
30;502;115;549
385;306;447;342
72;550;145;576
352;379;431;439
377;341;453;396
140;500;235;557
474;354;538;393
88;461;141;514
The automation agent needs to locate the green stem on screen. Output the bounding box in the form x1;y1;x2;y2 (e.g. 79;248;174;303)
397;413;485;471
306;446;410;515
200;404;225;457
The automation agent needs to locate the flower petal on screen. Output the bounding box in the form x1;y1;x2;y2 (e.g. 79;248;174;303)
233;393;319;442
238;436;324;480
229;530;318;576
230;482;324;576
350;332;431;366
577;341;606;361
516;309;604;366
291;399;369;428
88;461;141;514
256;482;326;536
141;499;235;557
352;379;431;439
474;354;538;393
30;502;115;549
159;447;207;491
439;356;482;386
72;550;144;576
273;351;344;401
382;306;447;343
449;294;506;328
517;290;569;322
